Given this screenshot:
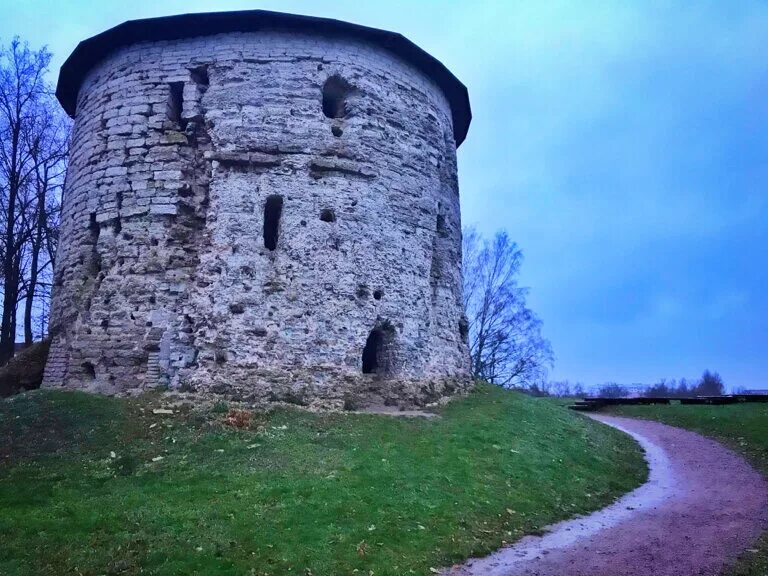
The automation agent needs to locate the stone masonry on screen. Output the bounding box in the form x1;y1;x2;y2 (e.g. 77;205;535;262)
44;10;473;408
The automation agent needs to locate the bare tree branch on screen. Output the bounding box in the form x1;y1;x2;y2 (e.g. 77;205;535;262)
0;37;67;361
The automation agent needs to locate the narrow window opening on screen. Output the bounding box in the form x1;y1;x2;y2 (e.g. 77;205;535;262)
82;361;96;379
322;76;354;119
88;213;100;244
320;208;336;223
436;213;447;236
167;82;185;127
361;321;396;376
362;330;381;374
88;214;102;277
459;316;469;343
263;195;284;251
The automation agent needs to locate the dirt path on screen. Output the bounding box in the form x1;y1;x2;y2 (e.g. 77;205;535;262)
444;415;768;576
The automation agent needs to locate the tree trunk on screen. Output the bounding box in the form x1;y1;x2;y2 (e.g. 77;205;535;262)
24;243;39;345
0;126;21;364
24;164;48;344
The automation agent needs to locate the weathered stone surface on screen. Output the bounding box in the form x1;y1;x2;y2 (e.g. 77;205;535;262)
44;26;471;408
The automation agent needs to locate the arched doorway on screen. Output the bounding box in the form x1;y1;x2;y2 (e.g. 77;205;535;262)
362;321;396;376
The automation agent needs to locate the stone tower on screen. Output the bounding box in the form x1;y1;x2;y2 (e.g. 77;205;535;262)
44;10;472;408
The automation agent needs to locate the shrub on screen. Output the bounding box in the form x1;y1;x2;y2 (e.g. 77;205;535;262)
598;383;629;398
211;400;229;414
224;408;253;429
0;340;51;397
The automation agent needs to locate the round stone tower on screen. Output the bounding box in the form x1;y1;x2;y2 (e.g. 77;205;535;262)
44;9;472;408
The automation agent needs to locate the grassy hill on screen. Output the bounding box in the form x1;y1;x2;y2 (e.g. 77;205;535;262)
611;402;768;576
0;384;645;575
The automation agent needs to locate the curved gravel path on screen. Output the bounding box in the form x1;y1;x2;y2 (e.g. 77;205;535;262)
444;415;768;576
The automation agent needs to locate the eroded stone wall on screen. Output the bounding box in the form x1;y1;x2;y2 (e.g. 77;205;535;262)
44;31;470;408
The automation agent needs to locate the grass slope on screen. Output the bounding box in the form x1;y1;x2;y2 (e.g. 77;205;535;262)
0;384;646;576
611;403;768;576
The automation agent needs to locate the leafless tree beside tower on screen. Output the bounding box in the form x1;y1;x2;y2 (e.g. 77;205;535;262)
0;38;69;363
463;228;553;388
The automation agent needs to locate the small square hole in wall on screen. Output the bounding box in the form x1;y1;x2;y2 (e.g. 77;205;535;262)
189;65;209;87
322;76;354;119
81;361;96;379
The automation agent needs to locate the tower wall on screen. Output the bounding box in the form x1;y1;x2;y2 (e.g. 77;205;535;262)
44;30;470;407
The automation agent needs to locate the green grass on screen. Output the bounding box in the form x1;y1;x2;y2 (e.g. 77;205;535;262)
0;384;646;576
610;402;768;576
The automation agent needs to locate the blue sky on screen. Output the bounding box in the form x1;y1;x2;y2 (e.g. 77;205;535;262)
5;1;767;389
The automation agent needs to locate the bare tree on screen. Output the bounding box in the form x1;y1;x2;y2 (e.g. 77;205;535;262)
551;380;573;397
462;227;553;387
21;101;67;343
0;38;65;362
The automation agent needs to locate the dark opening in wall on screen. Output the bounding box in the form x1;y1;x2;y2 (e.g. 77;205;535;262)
436;213;447;236
362;321;396;376
263;195;284;251
459;316;469;343
331;126;343;137
373;289;383;300
82;361;96;379
190;65;209;87
322;76;354;119
87;213;102;276
167;82;185;126
320;208;336;223
88;213;100;244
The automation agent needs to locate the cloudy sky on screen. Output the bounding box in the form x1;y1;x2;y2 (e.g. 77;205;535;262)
4;1;767;389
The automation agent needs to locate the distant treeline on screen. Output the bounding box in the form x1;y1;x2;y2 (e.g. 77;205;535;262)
531;370;728;398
